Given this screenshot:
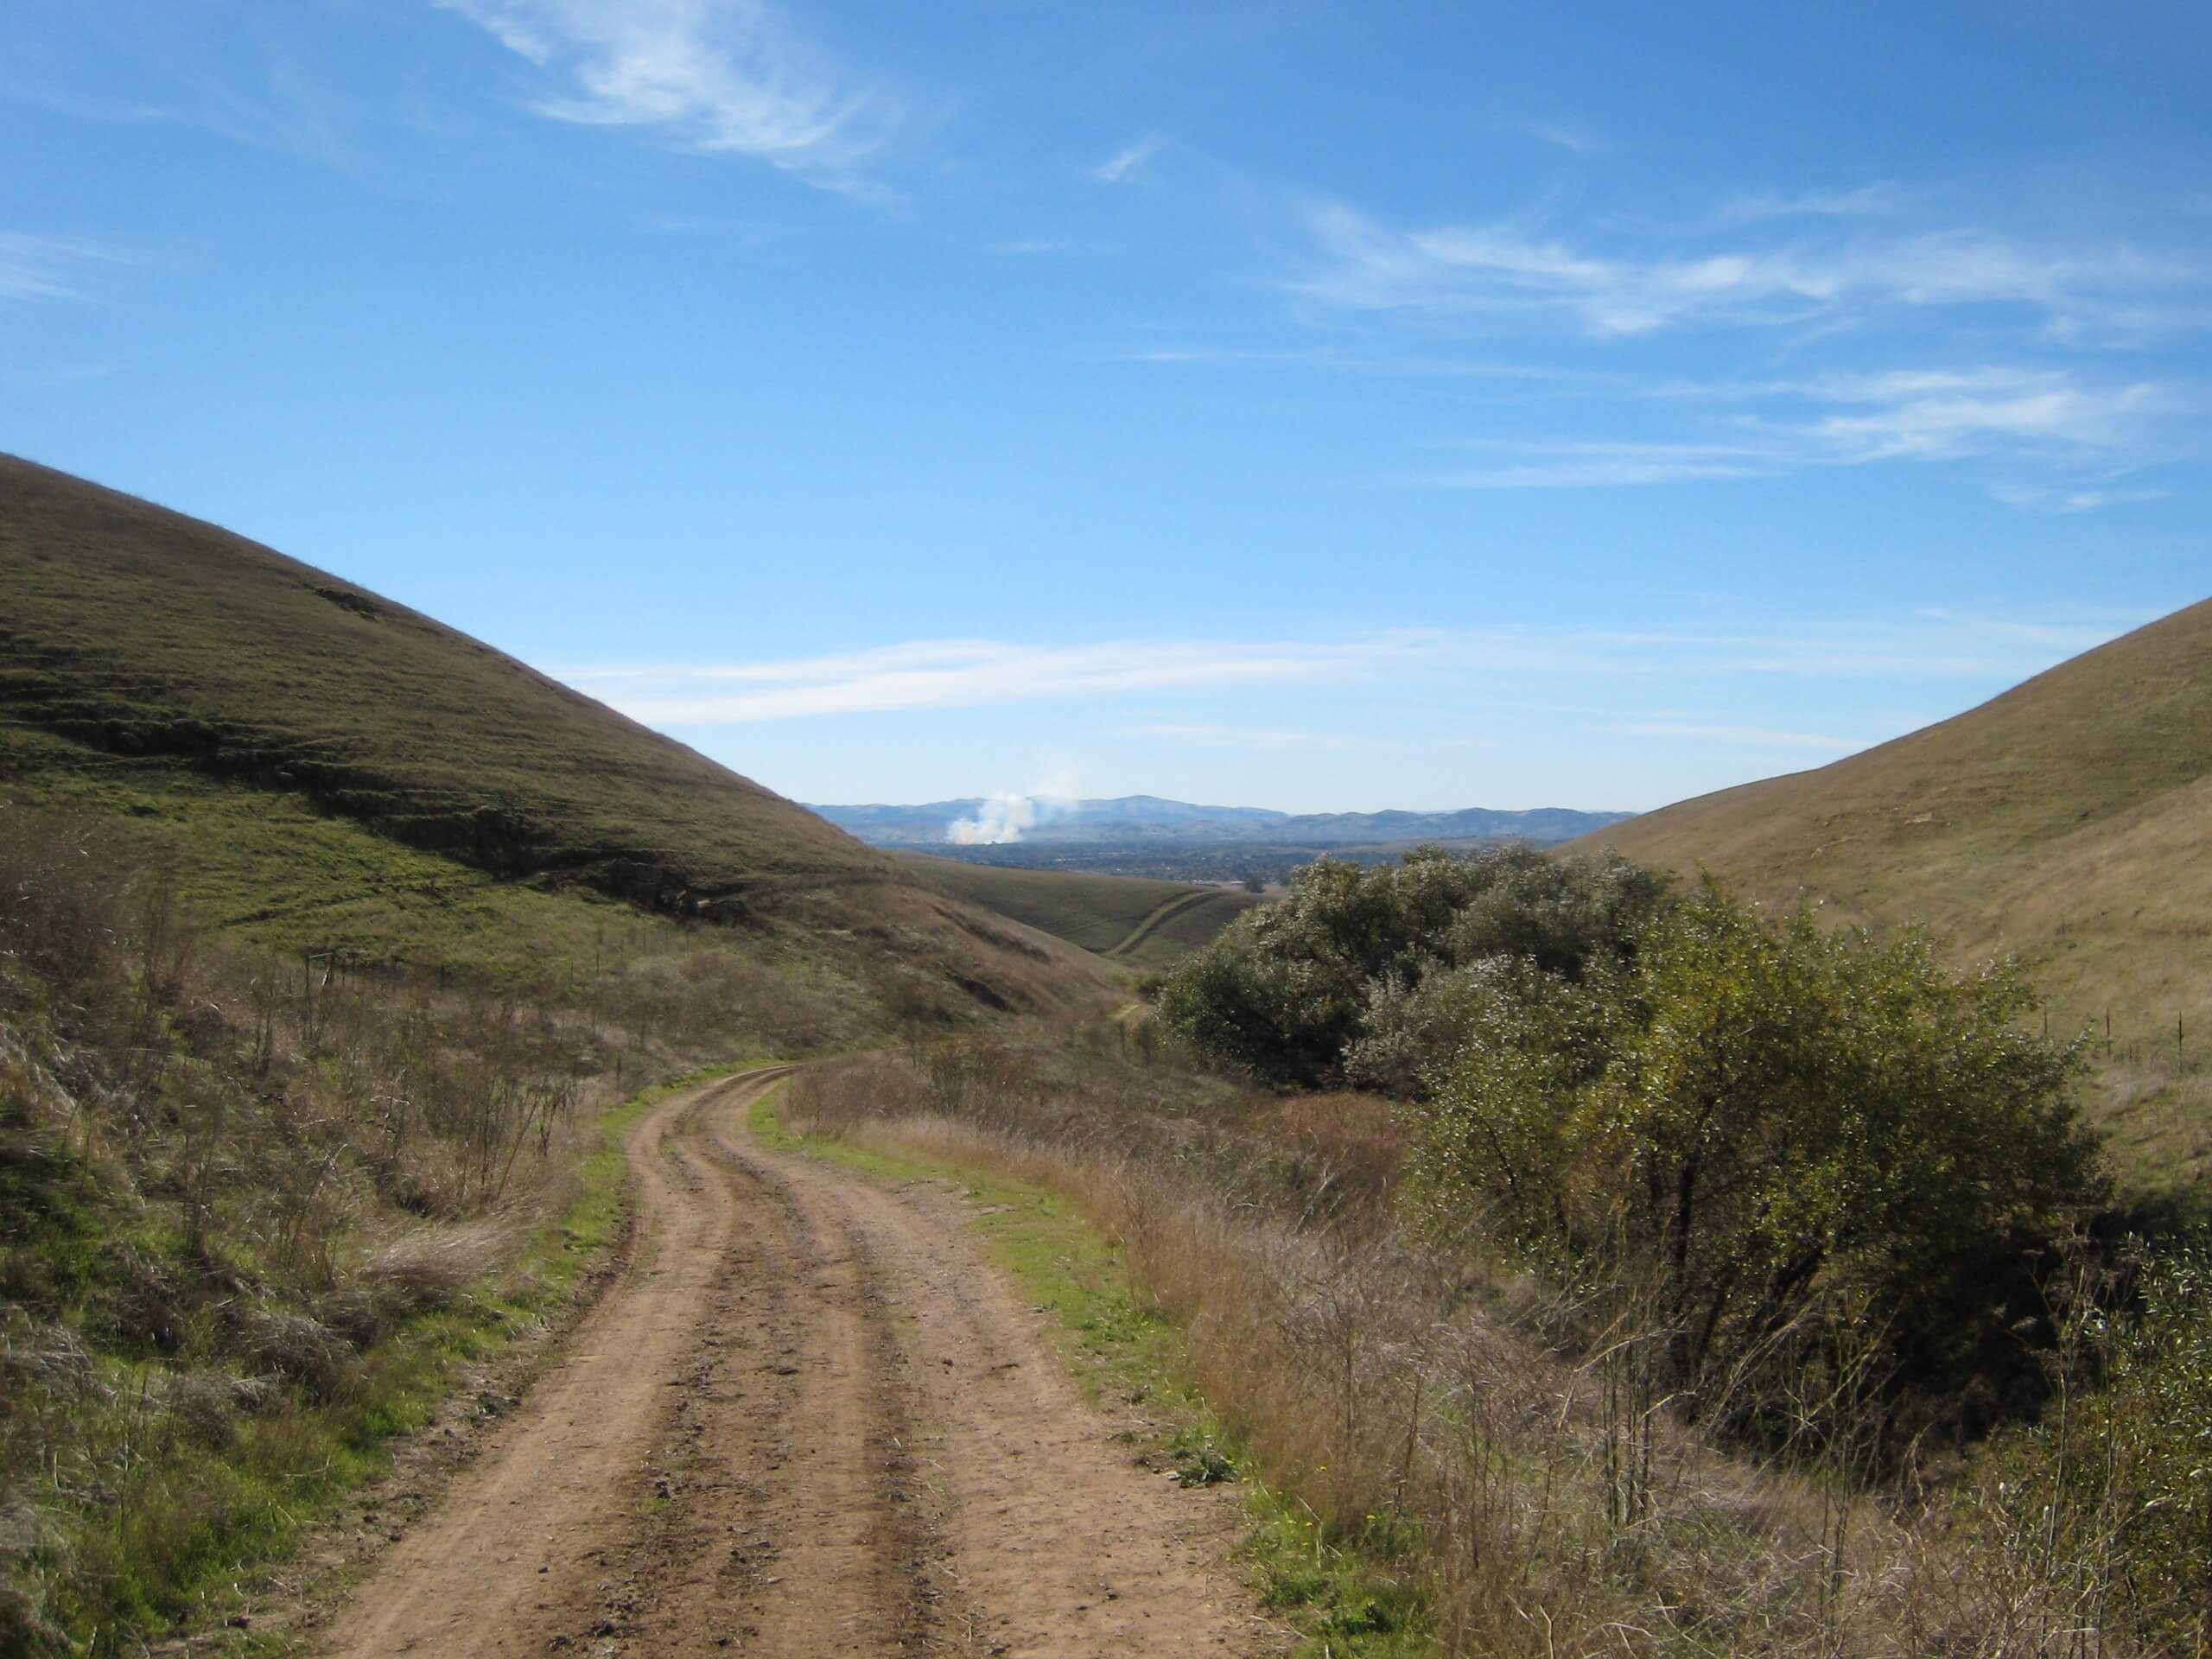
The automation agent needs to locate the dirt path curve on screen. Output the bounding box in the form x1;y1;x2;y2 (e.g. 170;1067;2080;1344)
1106;887;1227;961
320;1067;1278;1658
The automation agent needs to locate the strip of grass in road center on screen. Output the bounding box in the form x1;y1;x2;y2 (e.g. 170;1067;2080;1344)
747;1083;1431;1658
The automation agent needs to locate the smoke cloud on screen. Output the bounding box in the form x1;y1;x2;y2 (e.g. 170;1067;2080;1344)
947;791;1041;844
947;768;1079;845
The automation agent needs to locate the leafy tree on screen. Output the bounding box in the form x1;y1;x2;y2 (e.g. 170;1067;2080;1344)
1155;845;1667;1086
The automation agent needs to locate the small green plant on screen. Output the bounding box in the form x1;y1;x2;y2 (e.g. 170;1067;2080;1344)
1173;1438;1236;1486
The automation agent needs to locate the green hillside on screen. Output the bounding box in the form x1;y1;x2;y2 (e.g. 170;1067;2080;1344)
0;455;1115;1020
1574;597;2212;1188
896;853;1263;969
1;456;874;896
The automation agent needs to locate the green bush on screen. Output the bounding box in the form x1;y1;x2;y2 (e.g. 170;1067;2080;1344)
2081;1241;2212;1640
1408;883;2106;1444
1954;1238;2212;1652
1155;846;1667;1086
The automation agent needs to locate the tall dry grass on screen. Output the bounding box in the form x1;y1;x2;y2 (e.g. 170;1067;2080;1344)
785;1033;2205;1656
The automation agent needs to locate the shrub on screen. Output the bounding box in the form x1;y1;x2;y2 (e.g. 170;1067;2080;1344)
1408;883;2107;1446
2100;1241;2212;1621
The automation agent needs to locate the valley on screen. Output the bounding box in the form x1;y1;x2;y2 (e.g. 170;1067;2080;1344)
7;5;2207;1653
3;455;2209;1657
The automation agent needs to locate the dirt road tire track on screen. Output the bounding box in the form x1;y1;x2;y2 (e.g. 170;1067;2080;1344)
319;1067;1276;1658
1105;888;1230;961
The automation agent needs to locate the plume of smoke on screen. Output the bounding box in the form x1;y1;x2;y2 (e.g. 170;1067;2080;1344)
948;791;1041;845
947;769;1078;845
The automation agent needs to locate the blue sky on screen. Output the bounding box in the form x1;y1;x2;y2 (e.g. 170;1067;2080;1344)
4;2;2208;814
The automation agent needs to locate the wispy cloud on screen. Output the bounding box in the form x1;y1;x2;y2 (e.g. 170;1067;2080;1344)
567;634;1461;721
1801;373;2160;461
1090;133;1166;185
1910;608;2133;651
562;613;2131;726
437;0;888;187
1408;440;1768;490
1716;182;1904;223
0;233;130;302
1986;481;2175;513
1291;198;2198;341
0;11;366;168
1104;184;2208;505
1404;366;2176;493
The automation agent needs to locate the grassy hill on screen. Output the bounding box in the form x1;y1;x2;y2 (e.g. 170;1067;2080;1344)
897;853;1263;969
0;454;1115;1020
1573;597;2212;1189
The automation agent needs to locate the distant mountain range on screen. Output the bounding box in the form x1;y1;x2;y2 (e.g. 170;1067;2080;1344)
809;794;1633;849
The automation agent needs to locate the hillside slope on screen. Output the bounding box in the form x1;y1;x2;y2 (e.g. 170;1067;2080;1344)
0;455;1115;1018
897;853;1262;968
1;455;876;903
1575;598;2212;1181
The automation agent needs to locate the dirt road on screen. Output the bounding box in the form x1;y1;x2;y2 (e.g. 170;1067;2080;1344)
321;1068;1274;1657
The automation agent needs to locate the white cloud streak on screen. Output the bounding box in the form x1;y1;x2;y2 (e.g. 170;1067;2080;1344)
0;233;128;302
1986;482;2175;513
1797;370;2162;460
1120;186;2206;505
562;613;2133;727
569;634;1481;721
1405;366;2175;493
1408;441;1767;490
1090;133;1166;184
1716;182;1904;223
1292;199;2198;341
437;0;885;184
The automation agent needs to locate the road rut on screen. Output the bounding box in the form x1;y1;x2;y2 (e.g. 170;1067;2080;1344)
320;1068;1274;1657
